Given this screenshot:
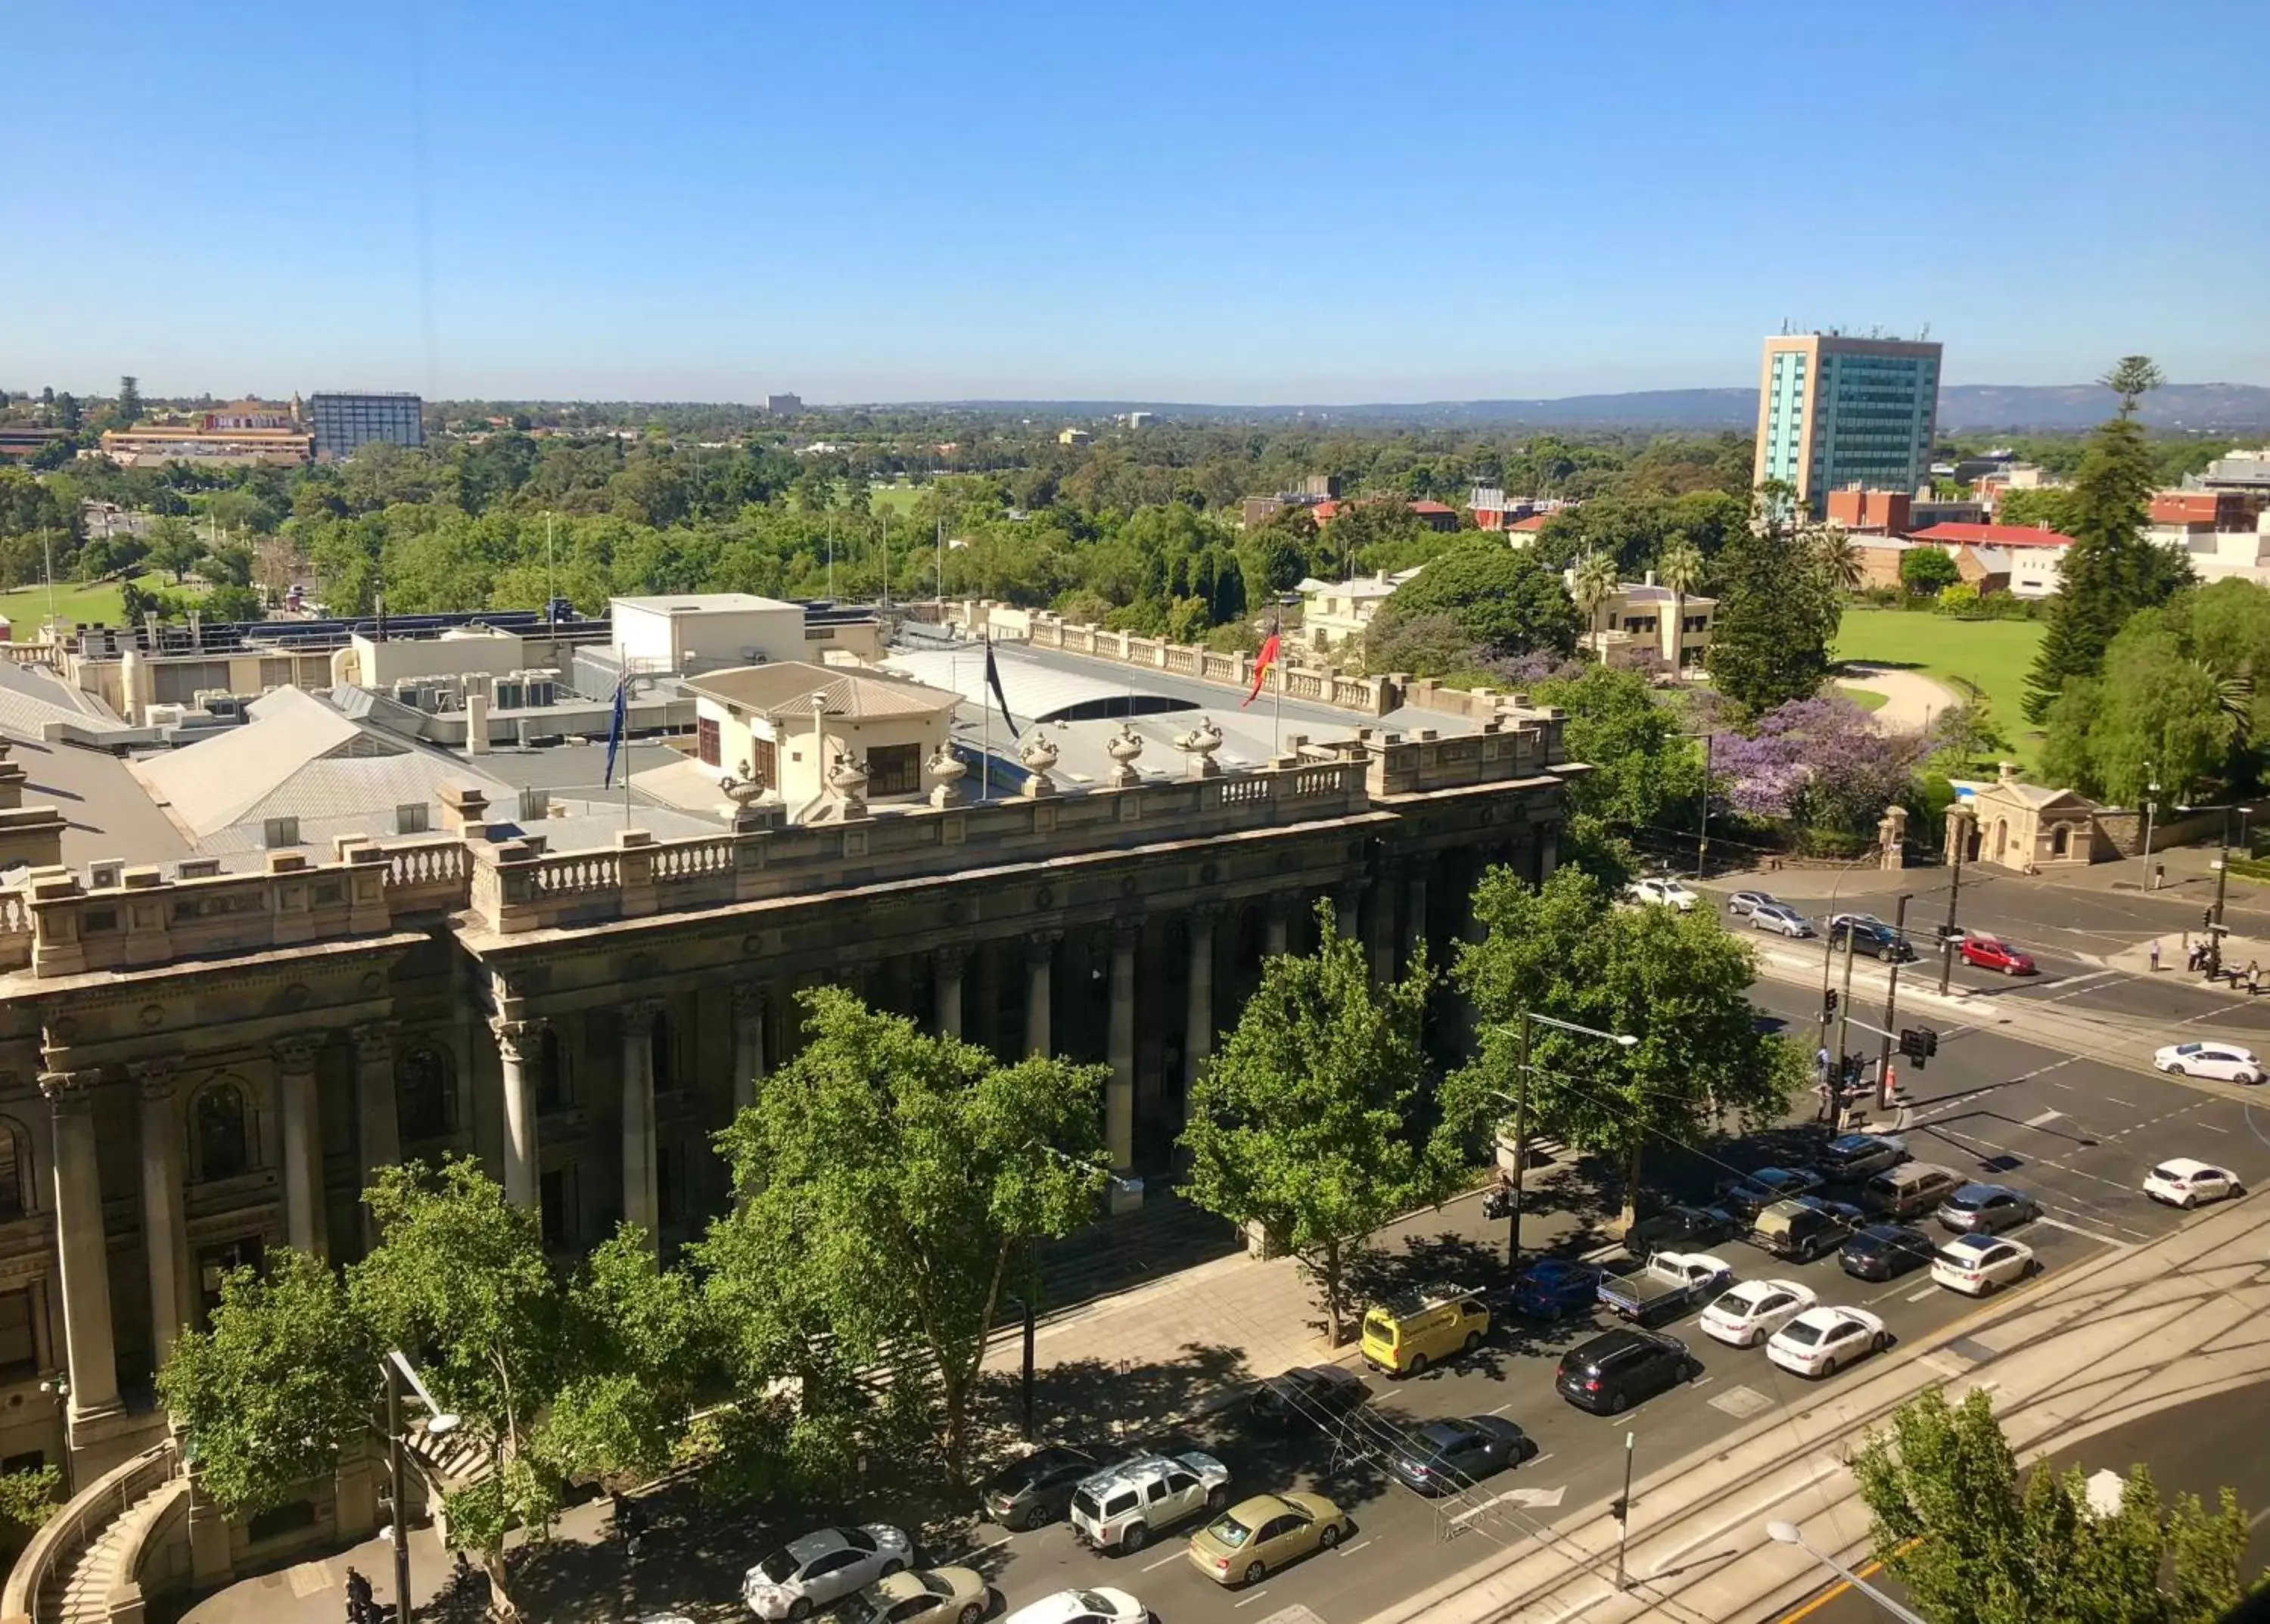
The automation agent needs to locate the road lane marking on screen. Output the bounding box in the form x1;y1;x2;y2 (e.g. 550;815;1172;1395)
1527;1453;1554;1466
2104;1097;2137;1107
1232;1588;1273;1607
1486;1402;1514;1415
1140;1552;1183;1571
2197;1122;2231;1133
1452;1485;1568;1522
2037;1215;2133;1248
1341;1538;1374;1554
1905;1284;1939;1302
2025;1109;2066;1128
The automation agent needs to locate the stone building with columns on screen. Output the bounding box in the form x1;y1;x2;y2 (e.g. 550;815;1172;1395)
0;614;1578;1501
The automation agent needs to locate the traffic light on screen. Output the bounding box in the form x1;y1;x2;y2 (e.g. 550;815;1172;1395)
1823;989;1839;1019
1609;1497;1631;1522
1898;1026;1939;1068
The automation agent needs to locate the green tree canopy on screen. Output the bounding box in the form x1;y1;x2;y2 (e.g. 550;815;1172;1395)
1364;540;1579;675
1704;486;1843;719
1532;664;1704;834
1900;547;1962;596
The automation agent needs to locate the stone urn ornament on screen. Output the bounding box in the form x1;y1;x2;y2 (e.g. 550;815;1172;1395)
925;742;969;807
720;761;764;810
1018;730;1059;798
826;750;869;817
1105;721;1146;789
1172;714;1224;779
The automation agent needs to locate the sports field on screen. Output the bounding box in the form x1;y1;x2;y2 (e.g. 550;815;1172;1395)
1833;607;2047;766
0;573;180;637
867;484;926;515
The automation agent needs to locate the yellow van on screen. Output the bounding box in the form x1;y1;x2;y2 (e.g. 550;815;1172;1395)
1360;1286;1490;1377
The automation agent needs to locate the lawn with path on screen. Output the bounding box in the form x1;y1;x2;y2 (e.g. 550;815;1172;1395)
1833;606;2047;767
0;571;185;636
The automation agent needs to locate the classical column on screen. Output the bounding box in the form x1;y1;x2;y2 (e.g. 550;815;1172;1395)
932;947;968;1041
275;1037;326;1259
491;1018;543;1212
730;983;767;1115
1367;875;1397;984
40;1071;120;1418
1263;900;1292;958
1332;884;1362;941
352;1025;400;1245
1105;924;1139;1172
133;1060;186;1371
620;1000;661;1243
1182;908;1218;1118
1404;863;1430;971
1023;932;1059;1056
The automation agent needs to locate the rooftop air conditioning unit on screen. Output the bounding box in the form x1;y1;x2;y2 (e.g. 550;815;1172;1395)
392;679;423;706
145;703;186;727
494;680;525;711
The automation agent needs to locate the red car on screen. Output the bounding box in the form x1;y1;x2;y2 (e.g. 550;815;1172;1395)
1960;935;2036;975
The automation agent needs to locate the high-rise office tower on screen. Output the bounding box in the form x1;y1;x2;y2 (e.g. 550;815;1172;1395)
1752;334;1941;512
307;392;426;459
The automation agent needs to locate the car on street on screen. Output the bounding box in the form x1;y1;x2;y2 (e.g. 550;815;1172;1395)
1385;1416;1535;1495
1749;1196;1866;1262
744;1526;916;1621
1818;1133;1909;1183
845;1569;990;1624
1720;1165;1826;1221
2153;1043;2263;1084
1765;1306;1889;1379
981;1445;1100;1531
1503;1258;1606;1319
1934;1183;2041;1234
1931;1234;2035;1295
1597;1251;1734;1324
1626;877;1699;911
1829;917;1917;963
998;1588;1146;1624
1555;1327;1699;1414
2141;1158;2246;1208
1069;1452;1231;1552
1748;902;1816;938
1249;1365;1367;1430
1959;935;2038;975
1839;1223;1939;1282
1625;1203;1739;1257
1186;1492;1350;1588
1727;890;1785;917
1698;1278;1817;1348
1360;1286;1491;1376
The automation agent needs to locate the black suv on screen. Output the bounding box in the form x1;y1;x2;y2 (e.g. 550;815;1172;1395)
1625;1203;1738;1257
1720;1166;1824;1221
1839;1224;1937;1283
1830;918;1917;963
1555;1329;1699;1416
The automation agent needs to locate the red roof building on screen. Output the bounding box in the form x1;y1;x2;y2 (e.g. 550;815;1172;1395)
1908;521;2075;549
1311;497;1458;532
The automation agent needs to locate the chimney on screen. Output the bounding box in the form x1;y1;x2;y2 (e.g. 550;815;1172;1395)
1644;569;1656;588
465;691;490;755
1997;761;2019;786
439;782;491;832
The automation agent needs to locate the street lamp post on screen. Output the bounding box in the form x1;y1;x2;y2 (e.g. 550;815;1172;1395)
383;1350;459;1624
1612;1430;1636;1591
2140;767;2161;891
1497;1013;1637;1271
1765;1520;1930;1624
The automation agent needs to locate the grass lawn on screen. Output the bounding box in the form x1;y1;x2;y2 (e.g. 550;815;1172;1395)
1834;606;2048;768
0;572;188;637
866;483;926;516
1836;685;1889;711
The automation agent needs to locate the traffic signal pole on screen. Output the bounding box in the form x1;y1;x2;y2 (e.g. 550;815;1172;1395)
1876;894;1911;1112
1833;926;1859;1118
1939;813;1968;996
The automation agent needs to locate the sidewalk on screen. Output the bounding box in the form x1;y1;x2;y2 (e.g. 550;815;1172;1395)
1357;1177;2270;1624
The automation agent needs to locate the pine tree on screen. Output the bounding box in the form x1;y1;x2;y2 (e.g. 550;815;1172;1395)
116;375;143;425
1704;483;1842;719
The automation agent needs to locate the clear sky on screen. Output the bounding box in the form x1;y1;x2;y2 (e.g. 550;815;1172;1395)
9;0;2264;404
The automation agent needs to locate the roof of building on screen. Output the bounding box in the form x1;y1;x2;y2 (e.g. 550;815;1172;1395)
683;661;961;720
9;734;191;869
1911;523;2075;549
0;661;129;738
136;686;375;835
1295;567;1424;602
610;593;796;616
1507;514;1550;533
1407;500;1457;516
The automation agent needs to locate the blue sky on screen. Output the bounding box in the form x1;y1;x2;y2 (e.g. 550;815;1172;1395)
8;0;2264;403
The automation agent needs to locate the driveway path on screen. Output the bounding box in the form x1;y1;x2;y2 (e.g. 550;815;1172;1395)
1836;663;1959;733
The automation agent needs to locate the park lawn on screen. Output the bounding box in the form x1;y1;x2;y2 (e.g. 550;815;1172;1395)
1836;685;1889;712
0;572;188;637
1835;607;2048;770
866;483;926;515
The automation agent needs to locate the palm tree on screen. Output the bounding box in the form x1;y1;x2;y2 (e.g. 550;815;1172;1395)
1656;536;1706;677
1811;521;1864;596
2194;662;2253;748
1571;552;1620;659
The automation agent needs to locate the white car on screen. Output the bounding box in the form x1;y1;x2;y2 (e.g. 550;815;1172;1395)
1930;1234;2035;1296
1698;1279;1818;1349
2142;1158;2245;1208
1627;878;1698;912
1765;1306;1889;1378
745;1526;916;1620
998;1589;1147;1624
2153;1043;2262;1084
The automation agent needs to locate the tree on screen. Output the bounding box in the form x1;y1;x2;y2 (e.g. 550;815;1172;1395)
2104;355;2166;417
1900;547;1961;596
204;584;266;623
1854;1386;2263;1624
1706;485;1842;719
1814;524;1864;595
1531;664;1704;834
1715;695;1927;840
145;516;205;583
1364;539;1579;674
698;988;1108;1484
2039;624;2236;804
156;1249;373;1520
54;393;80;433
1995;487;2078;534
1656;535;1706;670
1451;866;1802;1230
1570;552;1620;650
116;375;143;425
2025;358;2192;720
0;1464;59;1540
1180;906;1451;1345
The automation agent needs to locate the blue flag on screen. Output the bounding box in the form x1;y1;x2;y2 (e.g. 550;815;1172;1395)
603;676;628;788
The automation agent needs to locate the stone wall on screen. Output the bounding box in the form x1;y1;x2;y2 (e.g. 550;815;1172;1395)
2089;806;2225;859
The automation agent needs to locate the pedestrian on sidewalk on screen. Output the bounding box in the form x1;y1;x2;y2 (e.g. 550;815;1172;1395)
344;1566;374;1624
2150;938;2162;972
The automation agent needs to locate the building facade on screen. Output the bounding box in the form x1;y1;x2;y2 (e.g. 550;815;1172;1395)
1753;334;1942;512
307;393;425;460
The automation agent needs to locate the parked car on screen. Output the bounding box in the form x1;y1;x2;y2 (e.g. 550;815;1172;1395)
981;1445;1100;1531
1555;1328;1699;1415
1818;1133;1909;1183
1839;1224;1939;1282
1626;877;1699;912
1765;1306;1889;1379
1935;1183;2041;1235
1720;1166;1825;1221
1360;1286;1491;1376
2153;1043;2263;1084
1069;1453;1231;1553
1727;890;1784;917
1830;918;1917;963
1931;1234;2035;1296
1749;1196;1866;1262
1250;1365;1367;1429
1503;1258;1606;1319
1186;1492;1350;1588
1960;935;2038;975
997;1589;1146;1624
1625;1203;1739;1257
1749;902;1816;938
744;1526;916;1622
1697;1279;1817;1349
1385;1416;1534;1495
2142;1158;2245;1208
1597;1251;1734;1325
845;1569;990;1624
1860;1162;1965;1221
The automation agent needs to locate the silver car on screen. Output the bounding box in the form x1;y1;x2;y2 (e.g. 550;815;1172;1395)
1749;903;1814;938
745;1525;915;1620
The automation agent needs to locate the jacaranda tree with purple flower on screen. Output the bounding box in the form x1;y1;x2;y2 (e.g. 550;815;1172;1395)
1715;695;1926;842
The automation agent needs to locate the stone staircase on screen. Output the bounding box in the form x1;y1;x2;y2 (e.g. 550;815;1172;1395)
34;1473;185;1624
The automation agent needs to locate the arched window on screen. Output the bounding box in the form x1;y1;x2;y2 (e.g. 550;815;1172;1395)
0;1118;28;1221
396;1045;456;1142
192;1083;253;1183
2051;825;2070;858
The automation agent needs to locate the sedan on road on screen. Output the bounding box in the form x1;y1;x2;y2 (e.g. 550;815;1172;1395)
1960;935;2038;975
999;1589;1146;1624
1504;1258;1606;1319
1932;1234;2035;1295
1935;1183;2041;1235
745;1526;915;1621
1749;902;1816;938
846;1569;989;1624
1627;877;1699;911
1818;1133;1909;1183
2142;1159;2246;1208
1727;890;1784;916
1830;918;1917;963
1386;1416;1534;1495
1187;1492;1350;1588
1721;1166;1826;1221
1765;1306;1889;1379
2154;1043;2264;1084
1249;1365;1367;1430
1839;1224;1939;1282
1699;1279;1817;1349
1556;1328;1699;1414
981;1445;1099;1531
1625;1203;1740;1256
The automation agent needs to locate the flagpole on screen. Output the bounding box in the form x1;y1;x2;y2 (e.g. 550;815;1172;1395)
981;635;990;804
1273;663;1283;757
621;676;633;832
